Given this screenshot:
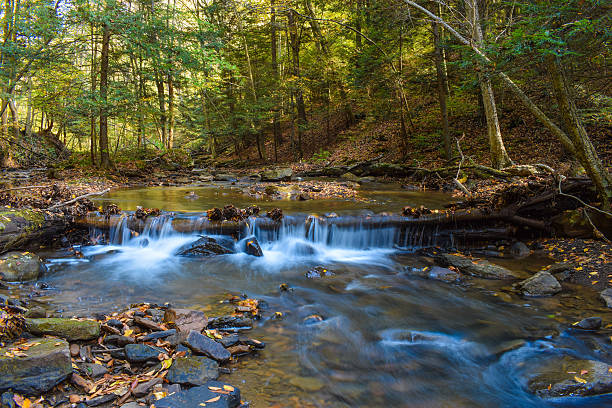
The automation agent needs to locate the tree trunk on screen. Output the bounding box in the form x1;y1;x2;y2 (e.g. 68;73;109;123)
90;22;97;165
433;20;451;160
271;0;281;162
288;10;306;159
167;73;174;149
466;0;512;169
99;21;112;169
155;72;166;148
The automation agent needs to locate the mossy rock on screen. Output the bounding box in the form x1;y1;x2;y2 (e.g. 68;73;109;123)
25;318;100;341
0;251;45;282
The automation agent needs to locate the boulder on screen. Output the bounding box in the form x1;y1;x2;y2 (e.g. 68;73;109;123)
0;338;72;395
0;252;45;282
243;237;263;257
527;355;612;398
177;237;233;257
518;271;561;297
410;266;461;283
164;309;208;334
213;174;238;182
154;381;241;408
166;356;219;386
124;344;166;363
510;242;531;258
25;318;100;341
185;331;230;363
600;289;612;308
436;253;517;280
260;168;293;182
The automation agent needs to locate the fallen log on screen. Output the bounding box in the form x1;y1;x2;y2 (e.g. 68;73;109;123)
0;208;68;253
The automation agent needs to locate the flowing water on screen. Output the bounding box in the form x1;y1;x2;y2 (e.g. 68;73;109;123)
11;185;612;407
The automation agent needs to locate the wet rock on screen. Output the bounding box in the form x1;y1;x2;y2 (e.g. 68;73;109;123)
547;262;574;275
25;318;100;341
266;208;283;222
572;317;602;331
518;272;561;297
305;266;333;279
490;339;526;358
510;242;531;258
527;355;612;398
125;344;165;363
79;363;108;379
133;377;163;397
167;356;219;386
0;252;45;282
133;316;164;331
218;334;239;348
289;376;325;392
260;168;293;182
437;253;517;280
85;394;117;406
207;316;253;331
239;337;265;349
164;308;208;335
155;381;240;408
410;266;461;283
140;329;177;342
185;331;230;363
0;338;72;395
70;343;80;357
104;335;135;346
226;345;251;355
178;237;233;257
600;289;612;308
24;306;47;318
105;319;123;330
243;237;263;257
213;173;238;182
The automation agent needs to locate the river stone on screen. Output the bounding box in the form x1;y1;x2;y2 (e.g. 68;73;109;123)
572;317;602;331
140;329;177;342
132;377;163;397
79;363;108;378
0;252;45;282
510;241;531;258
527;355;612;398
164;309;208;334
185;331;230;363
244;237;263;257
0;338;72;395
213;173;237;182
437;253;517;280
125;344;165;363
518;271;561;297
289;376;325;392
166;356;219;386
26;318;101;341
599;289;612;308
411;266;461;283
260;168;293;182
207;316;253;331
155;381;240;408
177;237;233;257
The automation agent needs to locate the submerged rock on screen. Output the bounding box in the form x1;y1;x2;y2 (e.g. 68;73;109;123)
572;317;602;331
185;331;230;363
527;355;612;398
0;338;72;395
167;356;219;386
155;381;241;408
289;376;325;392
0;252;46;282
436;253;517;280
518;271;561;297
178;237;233;257
25;318;100;341
410;266;461;283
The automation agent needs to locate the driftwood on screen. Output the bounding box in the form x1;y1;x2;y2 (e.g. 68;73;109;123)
46;188;111;211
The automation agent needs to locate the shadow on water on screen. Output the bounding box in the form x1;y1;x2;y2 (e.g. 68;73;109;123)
23;186;612;407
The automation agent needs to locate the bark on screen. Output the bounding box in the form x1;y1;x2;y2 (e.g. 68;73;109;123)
154;71;166;147
466;0;512;169
99;21;112;169
432;20;451;160
288;10;306;159
167;73;174;149
271;0;281;161
90;22;97;165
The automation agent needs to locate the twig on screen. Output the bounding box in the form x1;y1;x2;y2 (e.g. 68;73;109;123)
45;188;110;211
453;136;471;197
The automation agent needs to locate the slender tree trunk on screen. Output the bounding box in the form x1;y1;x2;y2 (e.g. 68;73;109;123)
288;10;306;159
154;71;166;148
466;0;512;169
271;0;281;162
90;22;97;165
432;20;451;160
167;73;174;149
99;21;112;169
25;76;32;138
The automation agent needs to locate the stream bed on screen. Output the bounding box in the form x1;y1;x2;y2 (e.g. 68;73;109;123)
9;185;612;407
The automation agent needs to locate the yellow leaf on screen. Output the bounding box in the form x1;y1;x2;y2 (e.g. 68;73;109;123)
21;399;32;408
124;329;133;336
205;396;220;403
574;376;587;384
153;391;167;400
223;385;234;392
161;358;173;370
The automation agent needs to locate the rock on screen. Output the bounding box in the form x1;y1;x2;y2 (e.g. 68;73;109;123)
289;376;325;392
239;337;265;349
305;266;333;278
226;345;251;355
213;173;238;182
105;319;124;330
140;329;177;342
218;334;239;348
490;339;526;358
167;356;219;386
104;335;135;346
133;316;164;331
164;309;208;334
185;331;230;363
518;271;561;297
243;237;263;257
78;363;108;379
547;262;574;274
178;237;233;257
155;381;240;408
0;338;72;395
70;343;80;357
600;289;612;308
207;316;253;331
410;266;461;283
85;394;117;406
339;172;359;182
436;253;517;280
125;344;165;363
25;318;101;341
572;317;602;331
24;306;46;318
133;377;163;397
260;168;293;182
0;252;45;282
510;241;531;258
527;355;612;398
